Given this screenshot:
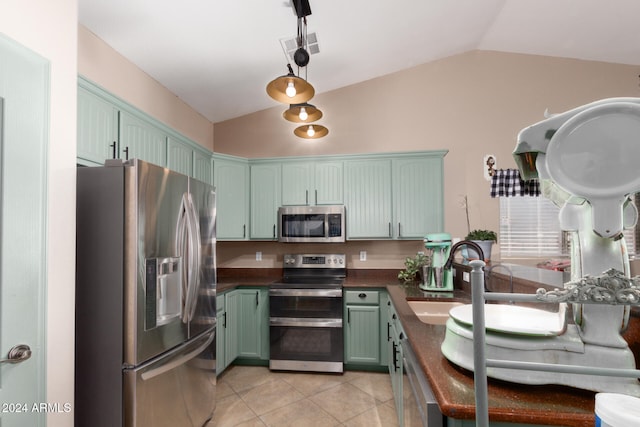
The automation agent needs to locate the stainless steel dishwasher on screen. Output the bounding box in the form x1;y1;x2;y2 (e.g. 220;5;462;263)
400;337;444;426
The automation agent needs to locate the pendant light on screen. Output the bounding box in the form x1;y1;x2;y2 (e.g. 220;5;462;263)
283;103;323;123
266;64;315;104
294;124;328;139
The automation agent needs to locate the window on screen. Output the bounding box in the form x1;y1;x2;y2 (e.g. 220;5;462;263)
499;196;638;258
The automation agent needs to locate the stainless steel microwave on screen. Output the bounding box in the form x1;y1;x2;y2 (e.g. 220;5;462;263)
278;205;346;243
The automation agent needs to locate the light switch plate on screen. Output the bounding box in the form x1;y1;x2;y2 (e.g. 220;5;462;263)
256;251;262;261
359;251;367;261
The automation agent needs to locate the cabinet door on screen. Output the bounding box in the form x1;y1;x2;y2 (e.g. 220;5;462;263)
345;305;380;364
250;163;281;239
214;157;249;240
119;111;167;166
345;159;392;239
167;136;193;176
224;291;240;366
393;157;444;238
193;149;213;185
236;289;268;359
315;161;344;205
216;294;226;376
77;86;118;165
282;162;313;206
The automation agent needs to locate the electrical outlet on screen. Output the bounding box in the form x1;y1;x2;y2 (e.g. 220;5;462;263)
463;271;470;283
359;251;367;261
256;251;262;261
417;251;424;256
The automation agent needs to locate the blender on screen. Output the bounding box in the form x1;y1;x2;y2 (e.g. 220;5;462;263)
422;232;453;291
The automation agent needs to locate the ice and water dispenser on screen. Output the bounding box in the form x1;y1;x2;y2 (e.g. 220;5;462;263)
145;257;182;329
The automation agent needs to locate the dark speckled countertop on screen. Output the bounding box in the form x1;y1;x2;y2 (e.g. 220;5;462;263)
217;265;640;426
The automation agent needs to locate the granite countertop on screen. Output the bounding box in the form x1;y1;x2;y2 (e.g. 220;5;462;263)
216;266;640;425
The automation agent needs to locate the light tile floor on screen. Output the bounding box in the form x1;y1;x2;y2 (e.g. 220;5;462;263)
208;365;399;427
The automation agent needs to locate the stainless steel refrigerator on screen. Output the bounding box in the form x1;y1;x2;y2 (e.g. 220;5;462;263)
75;159;217;427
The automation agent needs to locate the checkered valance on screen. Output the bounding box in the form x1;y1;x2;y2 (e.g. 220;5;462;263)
490;169;540;197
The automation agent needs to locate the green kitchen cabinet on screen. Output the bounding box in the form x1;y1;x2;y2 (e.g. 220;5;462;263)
236;288;269;360
214;155;250;240
223;291;240;372
193;149;214;185
344;289;383;366
281;160;343;205
119;110;167;166
344;159;393;239
392;156;445;238
216;293;228;376
77;85;119;165
344;152;446;240
167;136;214;185
167;136;193;177
250;163;281;239
386;298;404;425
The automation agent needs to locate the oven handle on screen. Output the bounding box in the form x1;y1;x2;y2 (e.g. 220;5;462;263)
270;317;343;328
269;288;343;298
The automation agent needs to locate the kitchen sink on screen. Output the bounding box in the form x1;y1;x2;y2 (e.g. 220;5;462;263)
407;300;463;325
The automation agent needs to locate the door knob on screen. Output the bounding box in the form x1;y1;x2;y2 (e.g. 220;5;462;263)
0;344;32;364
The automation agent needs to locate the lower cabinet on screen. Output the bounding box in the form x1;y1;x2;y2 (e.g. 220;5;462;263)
216;287;269;376
344;289;388;367
386;298;405;425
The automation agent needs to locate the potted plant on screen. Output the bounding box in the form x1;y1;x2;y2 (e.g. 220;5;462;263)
398;253;430;283
465;229;497;261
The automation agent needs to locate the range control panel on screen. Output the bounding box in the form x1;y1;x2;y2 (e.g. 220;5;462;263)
283;254;345;268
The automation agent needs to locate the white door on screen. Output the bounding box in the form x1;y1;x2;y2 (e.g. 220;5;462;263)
0;34;49;426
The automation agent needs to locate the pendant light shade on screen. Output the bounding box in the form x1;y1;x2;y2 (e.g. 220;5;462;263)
294;124;328;139
266;64;315;104
283;103;323;123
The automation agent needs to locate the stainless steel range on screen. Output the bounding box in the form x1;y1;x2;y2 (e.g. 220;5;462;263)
269;254;346;373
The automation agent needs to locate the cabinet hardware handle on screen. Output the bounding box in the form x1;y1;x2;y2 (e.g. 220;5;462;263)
123;146;129;160
398;222;401;237
392;342;399;371
306;190;308;205
273;224;276;239
358;293;367;298
243;224;246;238
223;312;227;328
347;307;350;324
256;291;259;307
315;189;318;205
392;314;396;320
387;323;391;341
110;141;117;159
388;222;392;237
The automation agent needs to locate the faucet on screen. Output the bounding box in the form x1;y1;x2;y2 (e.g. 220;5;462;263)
485;263;514;298
443;240;485;270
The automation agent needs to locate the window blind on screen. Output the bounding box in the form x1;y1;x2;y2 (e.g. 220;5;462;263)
500;196;638;258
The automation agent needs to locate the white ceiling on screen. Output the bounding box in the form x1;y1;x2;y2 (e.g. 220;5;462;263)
78;0;640;124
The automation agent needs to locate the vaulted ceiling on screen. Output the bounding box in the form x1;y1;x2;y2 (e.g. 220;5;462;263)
79;0;640;123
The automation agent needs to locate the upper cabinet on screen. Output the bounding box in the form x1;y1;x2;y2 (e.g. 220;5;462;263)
392;156;444;238
119;111;167;166
77;77;213;184
345;159;393;239
77;86;118;165
214;155;249;240
281;160;343;206
250;163;281;240
345;152;447;240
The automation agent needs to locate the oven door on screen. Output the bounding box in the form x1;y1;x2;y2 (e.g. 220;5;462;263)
269;319;343;373
269;288;343;318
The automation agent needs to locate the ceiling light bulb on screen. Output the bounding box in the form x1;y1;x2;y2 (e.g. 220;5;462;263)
307;125;315;137
285;81;296;98
299;107;308;121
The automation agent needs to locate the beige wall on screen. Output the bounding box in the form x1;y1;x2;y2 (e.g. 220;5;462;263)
2;1;77;425
78;25;215;151
215;51;638;268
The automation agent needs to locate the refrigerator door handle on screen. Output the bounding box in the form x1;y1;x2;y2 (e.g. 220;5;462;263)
175;193;189;321
183;193;202;323
140;331;214;381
